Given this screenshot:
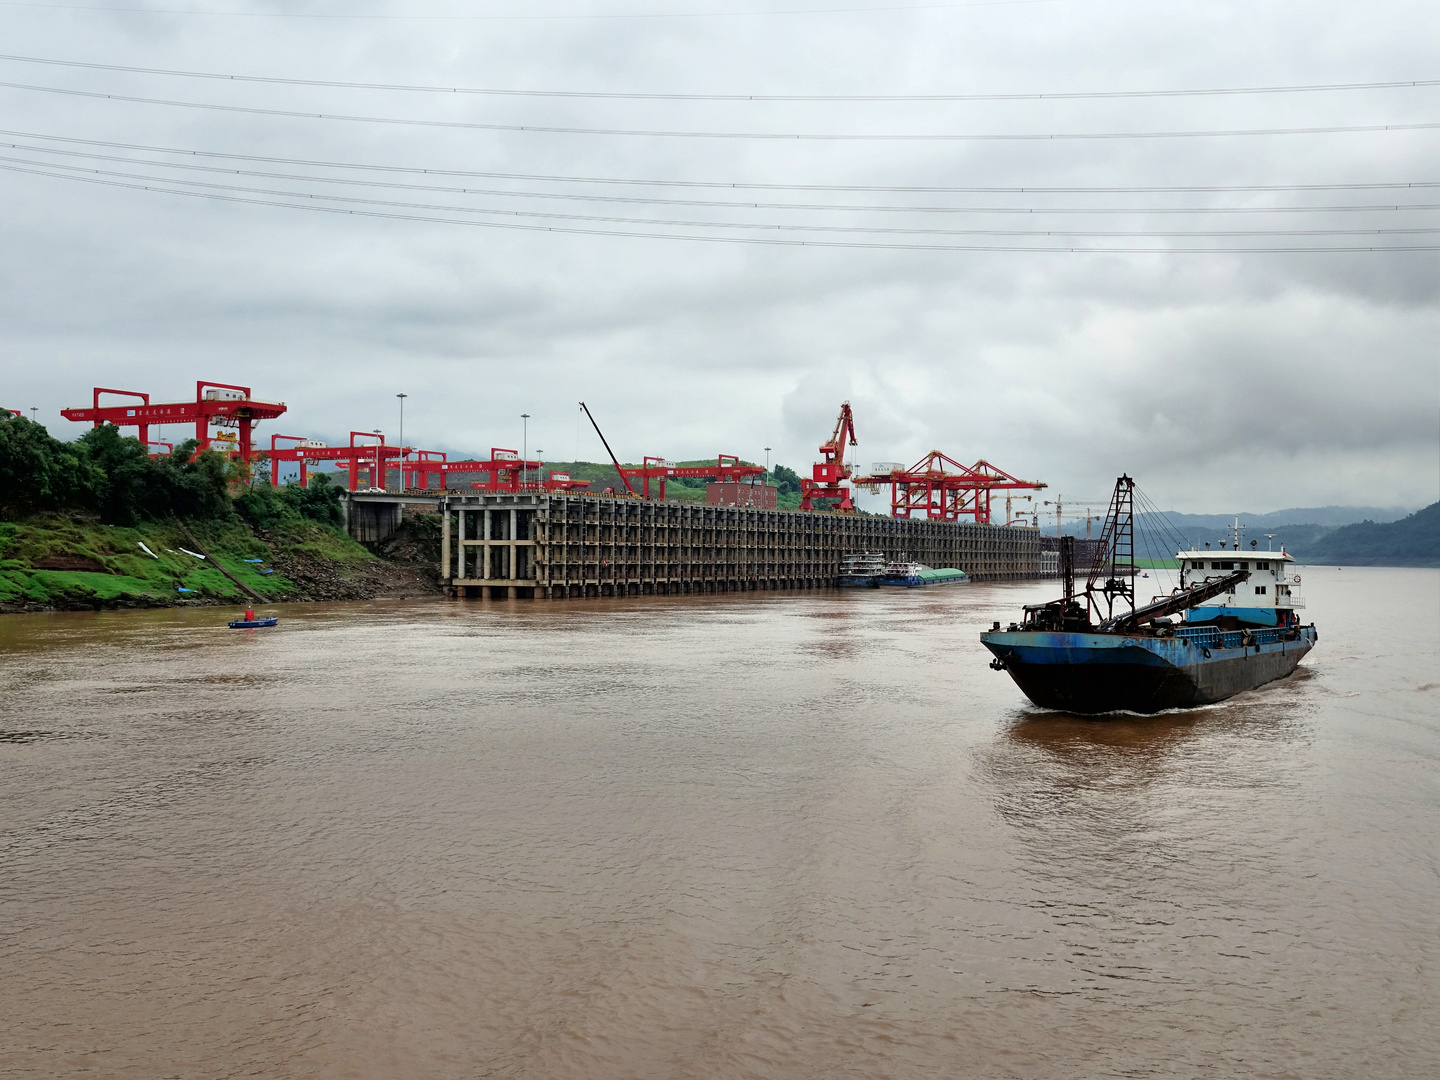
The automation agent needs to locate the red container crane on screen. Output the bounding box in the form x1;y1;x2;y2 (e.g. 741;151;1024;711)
393;449;573;493
799;402;859;512
619;455;765;500
266;431;410;491
61;382;287;464
853;451;1046;524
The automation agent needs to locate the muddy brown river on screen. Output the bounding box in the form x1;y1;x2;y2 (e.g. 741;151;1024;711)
2;567;1436;1078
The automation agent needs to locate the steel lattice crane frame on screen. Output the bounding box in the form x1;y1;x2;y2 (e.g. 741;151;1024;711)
799;402;859;512
61;381;288;465
619;455;766;500
853;451;1046;524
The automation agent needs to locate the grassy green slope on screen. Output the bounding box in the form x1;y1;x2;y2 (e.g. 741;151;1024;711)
0;514;373;609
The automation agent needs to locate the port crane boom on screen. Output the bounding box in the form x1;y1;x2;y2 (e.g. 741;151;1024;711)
799;402;859;512
580;401;637;496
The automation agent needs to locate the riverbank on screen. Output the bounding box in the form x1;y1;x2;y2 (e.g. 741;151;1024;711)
0;513;441;613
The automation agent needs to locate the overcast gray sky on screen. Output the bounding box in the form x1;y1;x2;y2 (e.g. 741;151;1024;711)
1;0;1436;513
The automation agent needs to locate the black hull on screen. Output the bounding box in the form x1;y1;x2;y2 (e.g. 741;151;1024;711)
1002;644;1312;714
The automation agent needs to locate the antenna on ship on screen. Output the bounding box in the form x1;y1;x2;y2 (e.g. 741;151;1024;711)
1264;533;1276;551
1228;516;1245;550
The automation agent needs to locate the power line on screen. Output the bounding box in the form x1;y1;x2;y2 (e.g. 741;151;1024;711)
3;53;1434;102
6;157;1438;245
0;1;1069;21
5;127;1434;195
3;80;1437;140
8;160;1434;253
7;141;1436;214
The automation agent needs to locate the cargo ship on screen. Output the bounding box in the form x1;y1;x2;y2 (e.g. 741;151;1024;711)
980;477;1317;714
879;557;970;587
838;551;888;587
839;553;972;587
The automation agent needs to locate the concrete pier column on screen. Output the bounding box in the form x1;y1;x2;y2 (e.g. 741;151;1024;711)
441;507;451;583
456;509;466;580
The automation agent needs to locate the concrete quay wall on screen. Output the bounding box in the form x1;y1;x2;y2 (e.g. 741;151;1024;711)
440;492;1042;598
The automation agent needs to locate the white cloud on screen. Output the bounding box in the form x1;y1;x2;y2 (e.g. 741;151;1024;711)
1;0;1436;513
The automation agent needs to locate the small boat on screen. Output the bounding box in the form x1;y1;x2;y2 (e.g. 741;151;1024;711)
228;607;278;629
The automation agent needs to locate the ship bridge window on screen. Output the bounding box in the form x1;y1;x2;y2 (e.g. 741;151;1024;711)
1255;585;1267;595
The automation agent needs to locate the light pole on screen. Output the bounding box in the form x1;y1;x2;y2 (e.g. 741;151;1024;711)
396;393;407;491
521;413;530;489
535;450;543;491
764;446;771;479
373;429;382;492
30;407;38;422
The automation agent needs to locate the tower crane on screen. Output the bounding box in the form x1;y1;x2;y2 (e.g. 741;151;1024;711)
1042;496;1109;538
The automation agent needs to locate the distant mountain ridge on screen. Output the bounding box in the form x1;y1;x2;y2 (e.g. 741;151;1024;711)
1050;503;1438;567
1303;504;1440;567
1155;506;1416;529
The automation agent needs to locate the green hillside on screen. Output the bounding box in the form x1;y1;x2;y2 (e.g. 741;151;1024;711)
1302;503;1439;567
0;414;377;611
509;458;799;507
0;513;372;611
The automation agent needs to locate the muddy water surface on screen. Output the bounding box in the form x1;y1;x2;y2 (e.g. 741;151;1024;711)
2;567;1437;1078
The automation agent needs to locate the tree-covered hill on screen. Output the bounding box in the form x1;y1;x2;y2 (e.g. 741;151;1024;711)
1302;503;1439;567
0;415;391;611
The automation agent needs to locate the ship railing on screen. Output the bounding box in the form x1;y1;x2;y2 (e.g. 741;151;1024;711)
1174;624;1296;650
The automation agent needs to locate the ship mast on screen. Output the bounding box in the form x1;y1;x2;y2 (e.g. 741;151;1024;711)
1085;475;1136;623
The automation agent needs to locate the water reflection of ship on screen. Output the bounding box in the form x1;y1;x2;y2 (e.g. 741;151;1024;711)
981;705;1309;842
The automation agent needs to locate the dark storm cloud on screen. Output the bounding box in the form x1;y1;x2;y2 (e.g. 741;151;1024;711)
0;0;1436;512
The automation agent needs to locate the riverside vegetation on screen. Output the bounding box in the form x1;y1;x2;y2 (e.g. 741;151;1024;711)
0;415;437;612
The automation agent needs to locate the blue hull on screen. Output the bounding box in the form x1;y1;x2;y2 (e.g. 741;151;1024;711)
228;617;279;629
980;624;1316;714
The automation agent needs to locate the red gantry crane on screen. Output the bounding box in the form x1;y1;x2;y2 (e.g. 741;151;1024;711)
392;449;590;494
853;451;1047;524
61;381;288;464
619;455;766;499
266;431;409;491
799;402;859;512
